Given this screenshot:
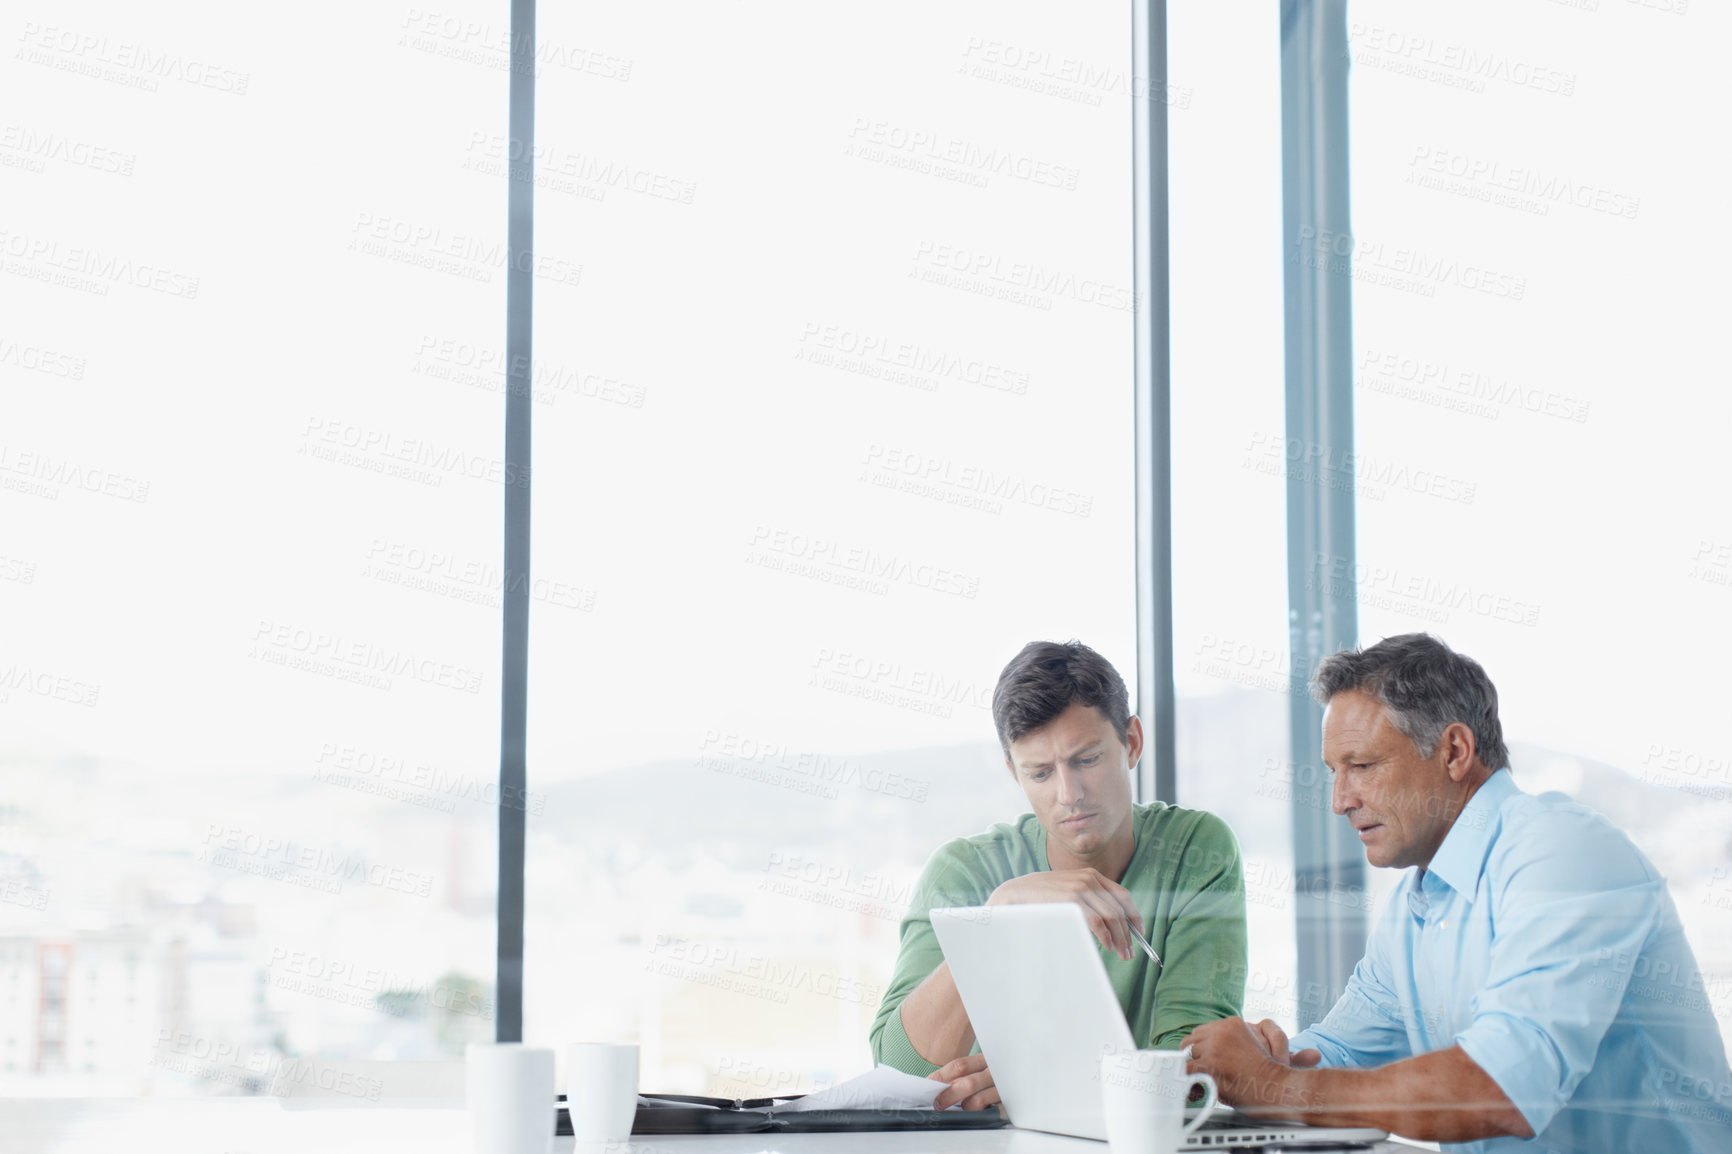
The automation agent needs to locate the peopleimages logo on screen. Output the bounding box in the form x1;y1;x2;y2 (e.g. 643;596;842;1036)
1408;147;1640;220
1292;226;1526;302
199;824;435;898
845;117;1080;190
0;227;200;299
347;212;582;287
0;444;149;502
746;525;980;599
646;935;884;1007
16;23;252;95
796;322;1030;395
151;1031;388;1100
698;730;929;803
398;9;633;81
1244;431;1478;505
861;444;1093;517
910;240;1138;312
957;37;1194;109
410;336;648;410
463;132;695;204
0;664;102;707
363;537;595;612
267;947;494;1018
0;335;87;379
0;124;137;175
301;416;530;489
1356;346;1590;424
762;853;913;902
250;618;485;695
1308;552;1541;628
1347;24;1577;97
313;742;546;814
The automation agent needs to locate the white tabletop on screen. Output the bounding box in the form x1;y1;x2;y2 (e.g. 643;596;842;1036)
0;1100;1435;1154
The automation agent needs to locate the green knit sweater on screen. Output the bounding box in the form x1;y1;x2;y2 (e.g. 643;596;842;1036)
869;803;1248;1074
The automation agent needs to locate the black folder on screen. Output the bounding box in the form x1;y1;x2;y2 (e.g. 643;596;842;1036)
556;1092;1010;1135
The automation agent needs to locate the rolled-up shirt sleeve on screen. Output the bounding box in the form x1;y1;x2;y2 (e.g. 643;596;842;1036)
1452;807;1663;1138
869;854;986;1075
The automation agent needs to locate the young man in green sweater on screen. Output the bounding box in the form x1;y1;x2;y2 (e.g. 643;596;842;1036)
868;640;1248;1111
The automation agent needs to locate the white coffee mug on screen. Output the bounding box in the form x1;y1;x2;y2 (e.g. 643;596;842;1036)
1100;1049;1218;1154
467;1043;555;1154
566;1042;639;1142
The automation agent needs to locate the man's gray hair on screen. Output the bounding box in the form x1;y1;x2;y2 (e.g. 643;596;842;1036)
1309;633;1509;771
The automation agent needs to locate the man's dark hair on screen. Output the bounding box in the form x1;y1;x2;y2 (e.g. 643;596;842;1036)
992;640;1131;755
1310;633;1509;771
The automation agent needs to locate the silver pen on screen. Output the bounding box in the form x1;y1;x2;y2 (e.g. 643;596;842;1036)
1128;923;1161;967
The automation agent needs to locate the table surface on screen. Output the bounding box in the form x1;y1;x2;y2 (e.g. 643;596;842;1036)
0;1100;1437;1154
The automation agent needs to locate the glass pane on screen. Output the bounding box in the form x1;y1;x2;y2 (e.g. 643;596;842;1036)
1347;0;1731;1051
529;0;1134;1092
1169;1;1305;1033
2;0;502;1093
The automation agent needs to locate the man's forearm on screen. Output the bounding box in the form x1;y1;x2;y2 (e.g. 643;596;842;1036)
1256;1047;1533;1143
896;961;975;1066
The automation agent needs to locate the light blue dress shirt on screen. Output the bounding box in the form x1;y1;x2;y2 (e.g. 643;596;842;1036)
1291;768;1732;1153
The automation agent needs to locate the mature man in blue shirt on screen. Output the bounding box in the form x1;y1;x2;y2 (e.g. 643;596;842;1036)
1183;633;1732;1152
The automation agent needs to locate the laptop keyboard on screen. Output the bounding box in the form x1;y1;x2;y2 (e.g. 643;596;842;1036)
1186;1113;1366;1149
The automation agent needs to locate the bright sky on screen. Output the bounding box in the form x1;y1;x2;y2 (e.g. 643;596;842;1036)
3;0;1727;797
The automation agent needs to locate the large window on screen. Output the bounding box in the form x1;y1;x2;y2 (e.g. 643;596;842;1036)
1;1;503;1093
1346;0;1731;1050
10;0;1723;1105
1167;3;1305;1033
525;1;1135;1093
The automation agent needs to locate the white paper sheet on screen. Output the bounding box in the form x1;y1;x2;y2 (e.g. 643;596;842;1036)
777;1064;952;1113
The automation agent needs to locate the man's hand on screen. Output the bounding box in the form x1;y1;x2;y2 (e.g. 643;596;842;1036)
987;869;1144;961
1245;1018;1321;1069
1181;1017;1315;1114
931;1053;1000;1111
1181;1022;1532;1143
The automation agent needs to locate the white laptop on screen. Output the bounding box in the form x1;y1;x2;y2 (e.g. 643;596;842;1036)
930;903;1387;1149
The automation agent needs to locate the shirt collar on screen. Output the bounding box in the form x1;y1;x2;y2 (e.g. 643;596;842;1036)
1423;767;1520;898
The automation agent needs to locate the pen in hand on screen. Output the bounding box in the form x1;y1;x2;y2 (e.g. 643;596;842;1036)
1128;924;1161;967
